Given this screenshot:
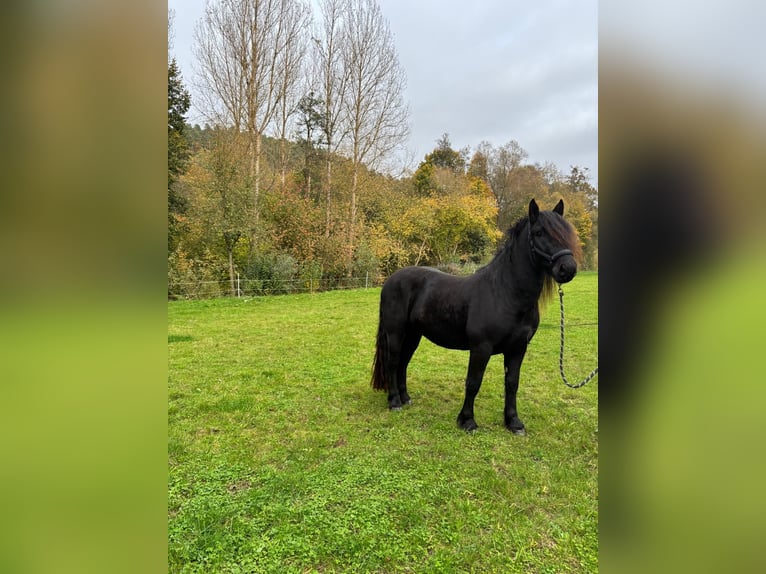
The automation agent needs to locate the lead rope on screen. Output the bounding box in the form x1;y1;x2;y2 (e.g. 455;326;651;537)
557;285;599;388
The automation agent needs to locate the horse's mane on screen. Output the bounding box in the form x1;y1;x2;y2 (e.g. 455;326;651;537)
489;210;582;309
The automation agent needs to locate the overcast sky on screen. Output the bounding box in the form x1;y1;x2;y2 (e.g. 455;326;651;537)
169;0;597;185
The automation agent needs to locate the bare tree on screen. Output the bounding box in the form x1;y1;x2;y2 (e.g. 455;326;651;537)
484;140;528;227
273;0;312;194
342;0;409;251
193;2;245;131
194;0;309;227
313;0;351;237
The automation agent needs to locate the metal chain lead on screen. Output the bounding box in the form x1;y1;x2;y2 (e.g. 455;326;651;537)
557;285;598;388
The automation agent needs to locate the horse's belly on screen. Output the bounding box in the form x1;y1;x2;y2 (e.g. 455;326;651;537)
422;328;469;351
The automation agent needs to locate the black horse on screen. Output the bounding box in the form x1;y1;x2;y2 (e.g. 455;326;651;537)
371;199;581;433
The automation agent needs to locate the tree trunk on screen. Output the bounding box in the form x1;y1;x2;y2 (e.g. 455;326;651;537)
280;137;287;195
324;150;332;237
348;164;358;275
414;237;428;266
228;247;236;297
254;132;262;222
350;166;358;243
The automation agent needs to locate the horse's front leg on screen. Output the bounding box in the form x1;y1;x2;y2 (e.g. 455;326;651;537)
457;346;491;431
503;347;528;435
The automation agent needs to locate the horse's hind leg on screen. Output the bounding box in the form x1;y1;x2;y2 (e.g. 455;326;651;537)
396;331;421;405
383;331;404;410
377;284;416;410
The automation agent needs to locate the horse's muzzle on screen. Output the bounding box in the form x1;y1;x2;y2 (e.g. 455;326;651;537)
553;257;577;283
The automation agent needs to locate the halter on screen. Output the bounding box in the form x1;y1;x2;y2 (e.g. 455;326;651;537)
528;224;573;267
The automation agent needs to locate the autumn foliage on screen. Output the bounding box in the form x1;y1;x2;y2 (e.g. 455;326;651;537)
168;128;597;298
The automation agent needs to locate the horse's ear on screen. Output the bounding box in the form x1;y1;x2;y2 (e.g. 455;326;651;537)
553;199;564;216
529;199;539;223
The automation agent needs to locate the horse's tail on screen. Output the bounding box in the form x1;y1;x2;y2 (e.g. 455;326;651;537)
370;321;389;392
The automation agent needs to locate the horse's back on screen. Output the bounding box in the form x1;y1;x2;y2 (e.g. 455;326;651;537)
381;266;463;303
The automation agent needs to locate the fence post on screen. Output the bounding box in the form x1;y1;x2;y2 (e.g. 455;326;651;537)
365;272;369;289
236;272;241;297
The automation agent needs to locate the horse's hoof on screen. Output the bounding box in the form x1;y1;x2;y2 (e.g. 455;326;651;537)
390;405;402;412
511;427;526;436
457;417;478;432
404;399;412;405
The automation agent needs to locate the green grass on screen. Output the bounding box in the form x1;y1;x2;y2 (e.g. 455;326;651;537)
168;271;598;573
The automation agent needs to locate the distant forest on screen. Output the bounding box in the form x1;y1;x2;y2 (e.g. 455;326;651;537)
168;1;597;298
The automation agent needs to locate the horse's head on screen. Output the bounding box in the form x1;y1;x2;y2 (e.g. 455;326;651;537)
528;198;580;284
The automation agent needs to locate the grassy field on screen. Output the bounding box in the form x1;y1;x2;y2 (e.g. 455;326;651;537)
168;271;598;573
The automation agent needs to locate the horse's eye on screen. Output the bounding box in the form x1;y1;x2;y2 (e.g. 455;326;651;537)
534;230;543;237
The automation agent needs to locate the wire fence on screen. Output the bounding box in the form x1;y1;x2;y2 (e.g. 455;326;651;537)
168;272;384;300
